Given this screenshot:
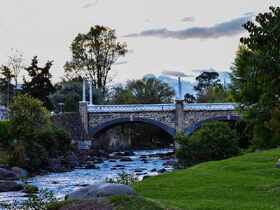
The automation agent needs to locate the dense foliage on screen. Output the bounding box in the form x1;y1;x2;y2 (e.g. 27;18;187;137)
23;56;55;110
176;122;240;167
231;6;280;149
0;121;13;148
111;77;175;104
7;95;71;171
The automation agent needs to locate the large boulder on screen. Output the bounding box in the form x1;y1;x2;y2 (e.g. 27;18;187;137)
0;168;18;180
67;183;135;200
11;167;29;179
0;181;23;192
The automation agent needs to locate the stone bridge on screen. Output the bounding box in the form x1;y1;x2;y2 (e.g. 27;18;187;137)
79;101;239;139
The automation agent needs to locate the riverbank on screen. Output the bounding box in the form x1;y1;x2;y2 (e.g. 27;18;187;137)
133;148;280;210
46;149;280;210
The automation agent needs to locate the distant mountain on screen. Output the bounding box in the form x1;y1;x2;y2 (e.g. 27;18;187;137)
143;74;195;97
143;71;232;98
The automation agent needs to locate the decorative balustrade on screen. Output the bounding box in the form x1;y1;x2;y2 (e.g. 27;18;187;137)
88;104;175;113
184;103;238;111
87;103;237;113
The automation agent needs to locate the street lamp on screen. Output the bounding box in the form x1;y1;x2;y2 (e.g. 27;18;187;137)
162;70;191;101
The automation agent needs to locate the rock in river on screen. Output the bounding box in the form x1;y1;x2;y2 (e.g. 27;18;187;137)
0;168;18;180
0;181;23;192
67;183;135;200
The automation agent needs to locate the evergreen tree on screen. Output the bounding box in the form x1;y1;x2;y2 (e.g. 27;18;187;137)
0;65;14;105
23;56;55;110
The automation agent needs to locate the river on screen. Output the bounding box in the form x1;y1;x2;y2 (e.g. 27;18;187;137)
0;148;175;205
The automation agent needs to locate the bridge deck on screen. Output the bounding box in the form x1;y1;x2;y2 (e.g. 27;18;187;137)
87;103;237;113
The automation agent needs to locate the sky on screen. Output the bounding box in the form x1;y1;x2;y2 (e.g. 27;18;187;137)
0;0;279;84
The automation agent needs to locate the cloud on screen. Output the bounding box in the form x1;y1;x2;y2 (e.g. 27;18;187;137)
113;61;128;65
125;14;253;40
181;16;195;22
82;0;99;9
162;70;191;78
192;68;217;74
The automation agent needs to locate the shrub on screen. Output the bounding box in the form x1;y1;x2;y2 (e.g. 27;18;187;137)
23;184;39;194
9;94;51;141
0;121;14;148
7;94;72;171
176;122;240;167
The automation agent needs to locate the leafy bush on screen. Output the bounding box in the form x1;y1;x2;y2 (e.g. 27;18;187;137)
0;121;14;148
176;122;240;167
9;94;51;141
23;184;39;194
7;94;72;171
34;126;71;157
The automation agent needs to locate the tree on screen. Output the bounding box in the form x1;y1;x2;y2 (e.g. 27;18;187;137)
23;56;55;110
65;25;128;95
0;65;14;105
231;6;280;148
49;78;103;112
194;71;221;96
111;77;175;104
184;93;196;103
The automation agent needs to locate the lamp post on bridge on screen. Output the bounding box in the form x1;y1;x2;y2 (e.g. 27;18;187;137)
162;70;192;149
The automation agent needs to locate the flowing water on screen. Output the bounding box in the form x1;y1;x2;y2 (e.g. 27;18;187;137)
0;148;174;205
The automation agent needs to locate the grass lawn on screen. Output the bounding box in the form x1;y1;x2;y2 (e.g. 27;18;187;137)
133;149;280;210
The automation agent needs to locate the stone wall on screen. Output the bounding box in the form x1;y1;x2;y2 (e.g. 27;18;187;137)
183;110;238;129
51;112;87;142
89;111;176;129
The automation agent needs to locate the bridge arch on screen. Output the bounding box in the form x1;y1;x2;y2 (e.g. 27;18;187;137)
184;115;240;135
89;117;177;138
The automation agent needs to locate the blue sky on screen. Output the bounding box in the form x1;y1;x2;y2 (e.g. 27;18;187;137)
0;0;278;84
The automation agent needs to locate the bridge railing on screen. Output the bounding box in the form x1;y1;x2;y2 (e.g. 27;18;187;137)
87;103;238;113
88;104;175;113
184;103;238;111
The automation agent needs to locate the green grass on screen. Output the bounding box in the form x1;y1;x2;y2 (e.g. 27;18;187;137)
133;149;280;210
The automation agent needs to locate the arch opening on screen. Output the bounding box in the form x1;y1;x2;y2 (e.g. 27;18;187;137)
184;115;240;135
89;118;176;151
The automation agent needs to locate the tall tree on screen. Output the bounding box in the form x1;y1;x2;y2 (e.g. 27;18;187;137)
65;25;128;95
231;6;280;148
111;77;175;104
23;56;55;110
194;71;224;102
0;65;14;105
194;71;221;95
